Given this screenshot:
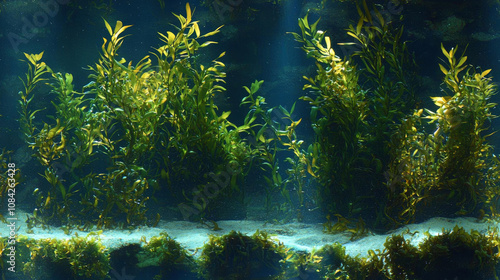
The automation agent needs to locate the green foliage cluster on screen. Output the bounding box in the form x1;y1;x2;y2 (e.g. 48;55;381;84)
288;226;500;280
384;109;436;223
240;80;284;215
22;232;110;280
344;1;417;159
322;214;369;241
16;1;322;228
19;39;154;229
332;250;388;280
430;46;497;209
14;0;500;237
290;0;500;227
0;237;5;276
386;44;500;224
289;1;416;221
240;80;317;219
141;232;197;279
385;226;500;280
3;226;500;280
18;4;251;228
199;230;288;279
284;242;345;279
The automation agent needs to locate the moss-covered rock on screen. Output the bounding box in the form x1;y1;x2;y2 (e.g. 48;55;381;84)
22;233;110;280
140;232;198;280
199;230;287;280
384;226;500;280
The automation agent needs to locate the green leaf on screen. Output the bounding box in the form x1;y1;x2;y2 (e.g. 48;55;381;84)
310;17;320;34
113;21;123;35
193;22;200;38
236;124;250;132
104;19;113;36
186;3;192;24
144;111;157;118
441;43;450;59
68;182;78;193
200;41;218;48
456;56;467;68
301;13;310;30
250;80;264;94
59;183;66;199
24;53;36;65
219;111;231;120
290;101;296;115
362;0;372;22
256;125;268;143
201;26;223;38
439;64;448;75
279;105;290;118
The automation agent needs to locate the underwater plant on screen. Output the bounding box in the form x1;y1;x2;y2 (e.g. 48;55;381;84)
299;226;500;280
198;230;288;279
87;4;253;220
18;3;256;227
333;250;389;280
284;250;323;279
384;226;500;280
284;240;389;280
0;237;5;277
425;45;498;216
386;44;500;224
342;0;417;164
289;0;420;223
240;80;318;220
290;0;500;229
19;49;154;228
284;242;346;279
239;80;288;216
22;232;110;280
323;214;370;241
289;11;370;219
384;109;438;224
140;232;197;280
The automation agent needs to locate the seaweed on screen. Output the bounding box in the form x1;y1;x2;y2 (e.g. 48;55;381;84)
22;232;110;280
198;230;288;279
288;0;418;224
323;214;370;241
141;232;198;280
240;80;316;220
386;44;500;224
290;0;499;228
17;3;253;227
384;226;500;280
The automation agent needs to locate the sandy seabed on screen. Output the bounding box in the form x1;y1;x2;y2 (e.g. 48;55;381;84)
1;211;494;259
